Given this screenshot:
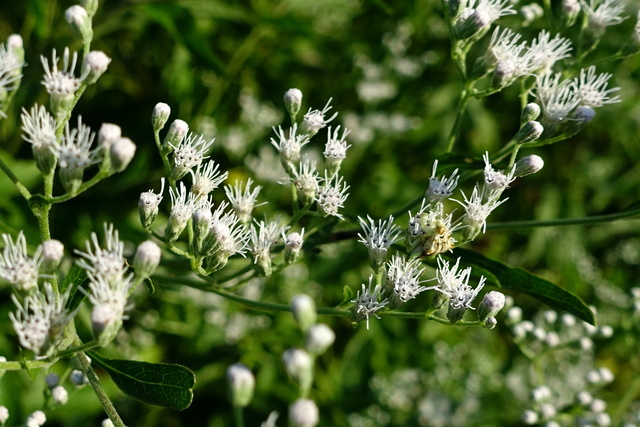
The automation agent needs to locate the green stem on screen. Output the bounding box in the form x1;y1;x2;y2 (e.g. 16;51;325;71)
0;155;32;200
49;169;112;204
233;405;245;427
507;143;522;170
446;86;471;153
77;351;126;427
487;208;640;231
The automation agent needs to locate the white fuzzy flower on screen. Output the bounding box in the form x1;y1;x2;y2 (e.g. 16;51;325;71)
225;178;265;224
358;215;401;269
0;231;42;291
316;172;349;220
426;159;459;203
572;66;621;107
483;152;515;192
300;98;338;136
190;160;228;198
75;223;127;285
40;48;88;97
580;0;627;34
455;184;508;235
386;255;435;306
351;275;389;329
170;133;215;180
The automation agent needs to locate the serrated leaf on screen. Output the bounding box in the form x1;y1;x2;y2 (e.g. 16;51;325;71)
61;264;90;312
88;351;195;411
447;248;595;325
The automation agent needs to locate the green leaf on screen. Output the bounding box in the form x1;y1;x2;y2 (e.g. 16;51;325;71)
447;248;596;325
61;264;90;312
88;351;196;411
144;277;156;294
338;285;355;307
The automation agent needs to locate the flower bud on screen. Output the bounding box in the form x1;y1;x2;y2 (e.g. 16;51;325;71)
102;420;115;427
515;120;543;144
282;349;313;394
83;51;111;84
41;239;64;273
52;385;68;405
0;406;8;424
133;240;161;279
432;291;449;310
284;88;303;120
152;102;171;132
45;373;60;389
81;0;99;17
514;155;544;177
254;251;273;277
138;180;164;229
561;0;581;27
520;103;541;124
484;316;497;329
291;294;316;331
477;291;506;322
98;123;122;149
7;34;24;67
192;209;212;256
454;9;490;40
92;304;123;346
162;119;188;155
305;324;335;355
289;399;319;427
65;5;93;44
283;229;304;265
109;137;136;172
70;370;88;387
27;411;46;427
226;363;255;408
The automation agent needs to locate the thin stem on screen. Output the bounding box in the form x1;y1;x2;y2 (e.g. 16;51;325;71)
507;143;522;170
487;208;640;231
233;405;245;427
446;86;471;153
49;169;112;204
77;351;126;427
0;155;32;200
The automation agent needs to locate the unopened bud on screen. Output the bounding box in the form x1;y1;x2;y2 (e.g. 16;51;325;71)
284;88;303;120
514;155;544;177
45;373;60;389
41;239;64;273
162;119;188;155
305;324;335;355
138;180;164;229
491;59;515;89
109;137;136;172
98;123;122;149
282;349;313;394
515;120;544;144
7;34;24;65
477;291;506;322
289;399;319;427
0;406;8;424
60;165;85;195
192;209;212;256
484;316;497;329
254;251;273;277
52;385;68;405
70;370;88;387
432;291;449;310
226;364;255;408
284;229;304;264
65;5;92;44
92;304;123;346
152;102;171;132
26;411;46;427
83;51;111;84
521;103;541;124
133;240;161;279
81;0;99;17
291;294;316;331
455;9;490;40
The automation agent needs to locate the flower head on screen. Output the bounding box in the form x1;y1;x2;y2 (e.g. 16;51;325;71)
139;178;165;228
166;181;196;242
0;231;42;291
351;275;389;329
75;223;127;285
40;48;88;112
357;215;401;271
316;172;349;220
386;255;435;308
455;185;508;239
300;98;338;136
270;124;310;175
526;31;573;74
249;218;286;276
572;66;621;107
170;132;215;180
191;160;229;198
290;157;319;206
323;126;351;174
55;116;99;193
406;201;459;256
483;152;515;192
580;0;627;35
87;272;132;345
0;39;24;115
203;201;251;271
434;256;486;322
426;159;459;203
535;72;580;129
225;178;265;224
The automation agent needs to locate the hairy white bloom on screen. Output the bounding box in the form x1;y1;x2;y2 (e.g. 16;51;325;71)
351;275;389;329
40;48;88;97
270;124;310;174
406;201;459;256
580;0;627;34
323;126;351;173
0;231;42;291
225;178;265;224
10;283;76;355
455;185;508;236
535;72;580;123
290;157;319;206
206;201;251;259
316;172;349;220
166;181;197;242
55;116;99;193
171;133;215;180
75;223;126;285
526;31;573;73
138;178;165;228
426;159;459;203
26;410;46;427
572;66;621;107
87;273;132;344
300;98;338;136
0;39;23;107
358;215;401;270
386;255;435;307
21;104;57;152
483;152;515;192
51;385;69;405
435;257;486;312
283;228;305;264
191;160;228;198
249;218;286;275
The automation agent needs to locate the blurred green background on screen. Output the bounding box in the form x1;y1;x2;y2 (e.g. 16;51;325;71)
0;0;639;425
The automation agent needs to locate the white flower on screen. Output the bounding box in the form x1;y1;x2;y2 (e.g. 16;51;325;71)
206;201;251;259
138;178;165;228
455;184;508;235
249;218;286;265
225;178;265;224
316;172;349;220
406;201;459;256
21;104;57;170
300;98;338;135
323;126;351;172
535;72;580;123
40;47;88;97
426;159;459;203
87;273;132;344
290;156;319;206
75;223;127;284
171;132;215;180
0;40;23;105
166;181;197;241
526;31;573;73
357;215;401;269
289;399;319;427
572;66;621;107
386;255;435;306
190;160;228;198
26;410;46;427
485;27;522;68
0;231;42;291
483;152;515;192
270;124;310;173
434;256;486;310
10;283;77;355
580;0;627;34
351;275;389;329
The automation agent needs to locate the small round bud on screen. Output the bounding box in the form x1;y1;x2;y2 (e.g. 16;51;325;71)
289;399;319;427
91;304;123;346
83;51;111;84
515;120;544;144
282;349;313;393
491;59;515;89
162;119;189;155
226;363;255;408
70;370;88;387
0;406;8;424
532;385;551;401
102;420;115;427
65;5;92;44
284;88;303;120
291;295;316;331
81;0;99;17
109;137;136;172
7;34;24;64
283;229;304;265
26;410;46;427
192;209;212;256
455;9;490;40
139;180;164;229
133;240;161;279
152;102;171;132
98;123;122;149
561;0;581;27
45;373;60;389
522;409;538;425
51;385;68;405
514;155;544;177
305;323;335;355
484;316;497;329
521;103;541;124
477;291;506;322
577;391;593;406
41;239;64;273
